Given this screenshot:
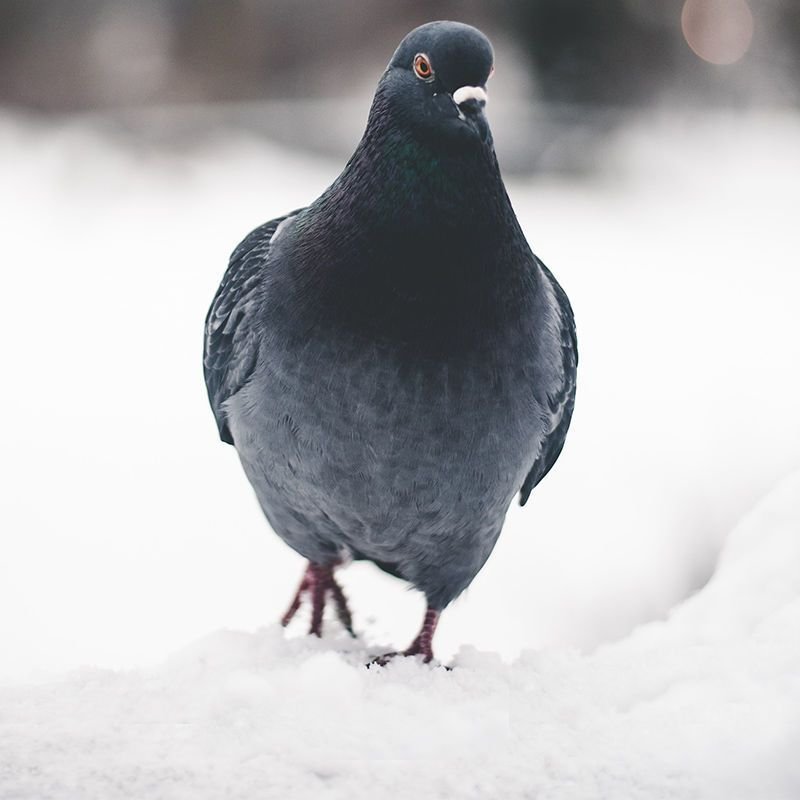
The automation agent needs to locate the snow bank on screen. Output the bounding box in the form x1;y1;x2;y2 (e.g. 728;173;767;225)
2;472;798;800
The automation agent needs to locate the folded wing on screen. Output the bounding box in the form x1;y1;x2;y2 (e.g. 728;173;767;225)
519;260;578;506
203;210;302;444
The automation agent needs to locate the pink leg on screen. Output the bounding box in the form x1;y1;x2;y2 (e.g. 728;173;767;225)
372;606;441;665
281;561;355;637
402;607;440;662
328;576;354;634
280;571;310;628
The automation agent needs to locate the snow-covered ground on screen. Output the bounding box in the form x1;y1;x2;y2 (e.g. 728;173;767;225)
1;106;799;797
2;471;799;799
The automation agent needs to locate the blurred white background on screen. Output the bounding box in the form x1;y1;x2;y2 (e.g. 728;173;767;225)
1;0;799;682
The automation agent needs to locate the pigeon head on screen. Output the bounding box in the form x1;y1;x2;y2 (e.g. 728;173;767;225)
379;21;495;149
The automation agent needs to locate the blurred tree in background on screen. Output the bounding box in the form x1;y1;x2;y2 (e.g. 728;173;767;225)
513;0;800;106
0;0;798;112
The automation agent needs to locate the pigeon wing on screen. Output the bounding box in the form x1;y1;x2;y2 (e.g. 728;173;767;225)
203;210;302;445
519;261;578;506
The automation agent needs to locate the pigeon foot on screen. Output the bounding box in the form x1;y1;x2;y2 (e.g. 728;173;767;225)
370;607;440;666
281;561;354;637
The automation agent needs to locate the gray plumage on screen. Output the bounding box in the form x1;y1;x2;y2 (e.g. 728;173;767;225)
204;21;576;616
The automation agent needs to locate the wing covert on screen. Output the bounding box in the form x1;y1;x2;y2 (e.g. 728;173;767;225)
203;210;302;444
519;261;578;506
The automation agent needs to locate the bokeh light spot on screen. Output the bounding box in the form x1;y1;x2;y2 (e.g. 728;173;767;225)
681;0;754;65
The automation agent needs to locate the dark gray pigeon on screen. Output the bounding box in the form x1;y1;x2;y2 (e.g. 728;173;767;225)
204;20;577;663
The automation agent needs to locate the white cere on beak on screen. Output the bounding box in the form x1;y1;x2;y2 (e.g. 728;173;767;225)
452;86;488;106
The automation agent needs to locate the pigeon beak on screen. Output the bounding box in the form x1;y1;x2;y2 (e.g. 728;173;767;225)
452;86;490;144
453;85;488;111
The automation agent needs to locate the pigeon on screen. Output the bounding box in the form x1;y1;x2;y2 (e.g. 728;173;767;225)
204;20;577;664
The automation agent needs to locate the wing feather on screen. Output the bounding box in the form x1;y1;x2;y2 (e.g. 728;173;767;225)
203;210;302;444
519;260;578;506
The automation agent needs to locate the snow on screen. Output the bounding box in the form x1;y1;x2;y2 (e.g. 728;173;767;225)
2;471;799;799
0;104;799;795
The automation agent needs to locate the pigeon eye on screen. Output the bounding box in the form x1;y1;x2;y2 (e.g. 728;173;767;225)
413;54;434;81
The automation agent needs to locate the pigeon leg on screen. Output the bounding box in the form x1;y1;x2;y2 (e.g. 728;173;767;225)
402;607;440;662
280;561;355;637
280;568;311;628
372;606;441;666
328;575;355;635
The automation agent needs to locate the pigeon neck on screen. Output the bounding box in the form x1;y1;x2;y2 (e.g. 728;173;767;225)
320;98;515;247
292;103;533;347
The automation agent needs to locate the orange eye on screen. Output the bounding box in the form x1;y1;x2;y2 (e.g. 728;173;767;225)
413;53;434;80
